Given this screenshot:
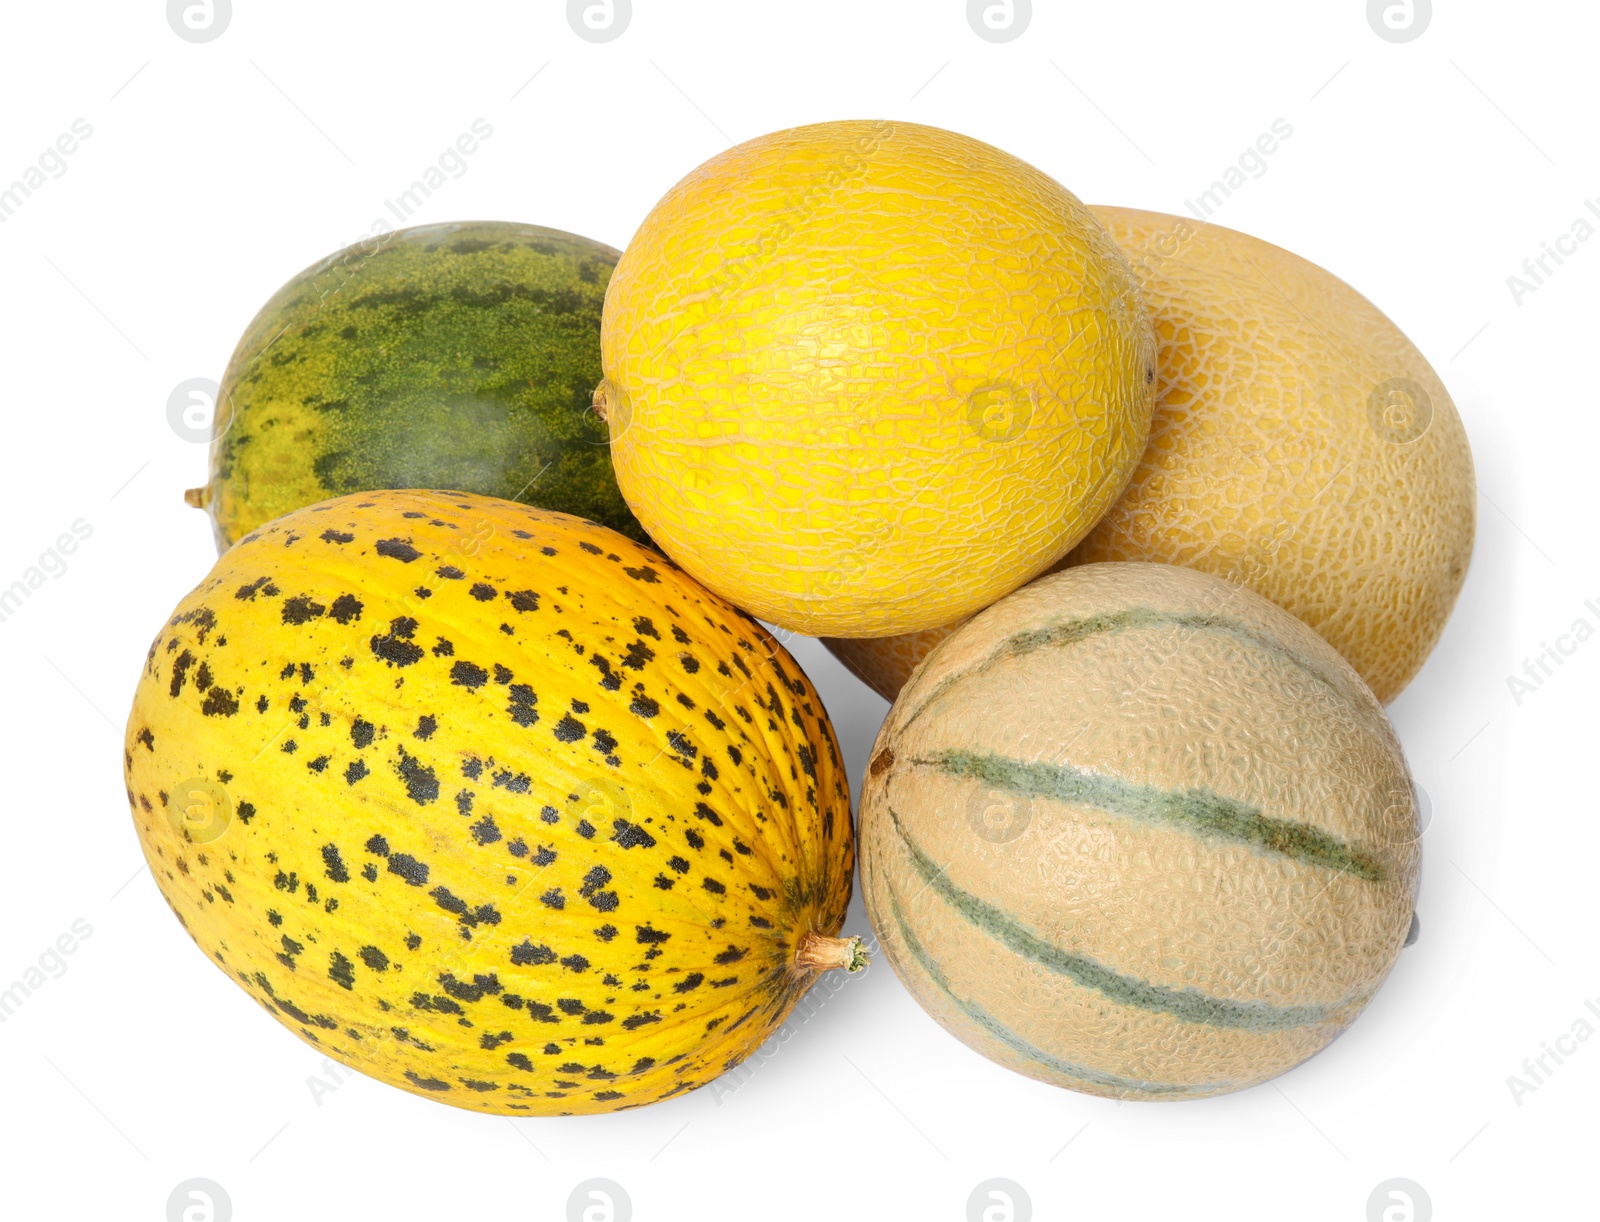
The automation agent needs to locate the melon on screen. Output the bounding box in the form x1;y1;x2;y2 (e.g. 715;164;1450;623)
124;490;860;1115
188;222;647;550
596;120;1156;637
1072;207;1475;702
859;562;1419;1099
824;625;957;706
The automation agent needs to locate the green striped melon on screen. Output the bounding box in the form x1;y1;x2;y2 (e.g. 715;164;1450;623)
859;562;1420;1099
189;221;646;550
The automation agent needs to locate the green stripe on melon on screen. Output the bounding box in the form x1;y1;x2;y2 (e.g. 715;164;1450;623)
916;750;1387;882
882;884;1228;1098
197;221;645;549
896;604;1368;736
888;806;1354;1032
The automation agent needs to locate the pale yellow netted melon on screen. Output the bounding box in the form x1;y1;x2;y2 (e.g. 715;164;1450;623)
1075;207;1475;702
860;562;1421;1100
826;207;1476;703
596;120;1156;637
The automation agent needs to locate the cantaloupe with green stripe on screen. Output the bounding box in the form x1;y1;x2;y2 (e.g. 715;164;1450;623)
859;562;1420;1099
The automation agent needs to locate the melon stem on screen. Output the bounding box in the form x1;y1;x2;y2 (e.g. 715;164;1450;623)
184;485;211;509
794;931;868;974
591;379;610;423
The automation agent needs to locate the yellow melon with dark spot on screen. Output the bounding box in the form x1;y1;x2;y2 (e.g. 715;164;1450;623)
123;490;860;1116
597;120;1156;638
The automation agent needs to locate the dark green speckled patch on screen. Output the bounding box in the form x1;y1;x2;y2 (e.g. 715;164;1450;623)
207;221;645;547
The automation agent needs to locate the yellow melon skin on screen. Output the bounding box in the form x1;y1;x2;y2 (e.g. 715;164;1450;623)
123;490;857;1116
598;120;1156;638
860;563;1420;1100
1072;207;1475;702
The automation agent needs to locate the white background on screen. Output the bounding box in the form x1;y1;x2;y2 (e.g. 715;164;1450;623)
0;1;1591;1218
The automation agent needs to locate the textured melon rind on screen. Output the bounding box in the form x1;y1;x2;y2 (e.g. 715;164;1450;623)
1071;206;1475;702
124;490;853;1116
600;120;1157;637
859;562;1419;1100
207;221;647;551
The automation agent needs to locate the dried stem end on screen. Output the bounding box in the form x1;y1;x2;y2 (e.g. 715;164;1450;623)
794;931;868;974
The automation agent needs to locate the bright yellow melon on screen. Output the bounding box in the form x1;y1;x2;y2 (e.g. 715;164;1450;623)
860;562;1420;1099
597;120;1156;637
